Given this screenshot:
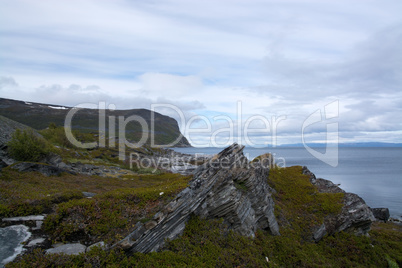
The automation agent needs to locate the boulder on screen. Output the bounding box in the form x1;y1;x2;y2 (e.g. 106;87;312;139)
115;143;280;253
302;167;375;241
11;162;65;176
46;243;87;255
371;208;390;223
26;238;46;248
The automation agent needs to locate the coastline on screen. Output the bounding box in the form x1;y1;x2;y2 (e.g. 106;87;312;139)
172;146;402;220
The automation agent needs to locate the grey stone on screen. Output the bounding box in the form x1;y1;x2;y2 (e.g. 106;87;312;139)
2;215;45;222
313;224;327;241
11;162;64;176
303;167;375;241
46;243;87;255
32;220;43;230
34;220;43;230
115;143;280;254
82;192;97;198
144;220;158;230
27;238;46;247
371;208;390;223
42;153;63;166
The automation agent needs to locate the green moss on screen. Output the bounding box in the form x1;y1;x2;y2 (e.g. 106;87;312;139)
234;180;248;191
268;166;344;236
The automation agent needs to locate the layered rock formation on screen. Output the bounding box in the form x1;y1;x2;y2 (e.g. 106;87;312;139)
302;167;375;241
115;146;378;254
115;143;280;253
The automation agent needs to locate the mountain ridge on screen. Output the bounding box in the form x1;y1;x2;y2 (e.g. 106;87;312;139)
0;97;191;147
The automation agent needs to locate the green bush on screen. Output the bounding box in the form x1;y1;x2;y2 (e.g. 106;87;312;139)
40;125;97;149
7;128;52;162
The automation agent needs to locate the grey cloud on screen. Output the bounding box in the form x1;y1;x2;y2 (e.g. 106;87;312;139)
0;76;19;88
155;97;205;111
260;24;402;100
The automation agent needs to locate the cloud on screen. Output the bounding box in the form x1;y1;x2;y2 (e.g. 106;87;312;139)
139;73;203;97
0;76;18;88
261;23;402;98
1;0;401;144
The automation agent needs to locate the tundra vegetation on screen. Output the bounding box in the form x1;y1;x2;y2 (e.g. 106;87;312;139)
1;127;401;267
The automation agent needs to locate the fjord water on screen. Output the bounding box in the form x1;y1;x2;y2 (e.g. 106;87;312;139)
173;147;402;220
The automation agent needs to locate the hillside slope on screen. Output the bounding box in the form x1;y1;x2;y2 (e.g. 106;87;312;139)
0;98;190;147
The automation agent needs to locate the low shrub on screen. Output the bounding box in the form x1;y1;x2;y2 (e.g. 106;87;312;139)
7;128;53;162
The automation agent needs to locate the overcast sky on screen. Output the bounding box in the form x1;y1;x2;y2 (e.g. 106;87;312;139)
1;0;401;146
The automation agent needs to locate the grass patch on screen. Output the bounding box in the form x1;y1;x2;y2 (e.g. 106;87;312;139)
0;168;189;218
33;172;190;244
268;166;344;237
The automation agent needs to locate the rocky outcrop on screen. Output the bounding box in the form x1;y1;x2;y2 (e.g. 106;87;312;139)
302;167;375;241
10;162;66;177
370;208;390;223
114;143;279;253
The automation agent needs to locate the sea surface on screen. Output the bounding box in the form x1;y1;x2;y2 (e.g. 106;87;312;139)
173;147;402;220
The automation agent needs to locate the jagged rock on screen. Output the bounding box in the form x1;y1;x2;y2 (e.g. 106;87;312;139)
46;243;87;255
115;143;280;254
371;208;390;223
10;162;65;176
302;166;375;241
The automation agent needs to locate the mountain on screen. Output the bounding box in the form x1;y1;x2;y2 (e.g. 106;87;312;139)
0;98;190;147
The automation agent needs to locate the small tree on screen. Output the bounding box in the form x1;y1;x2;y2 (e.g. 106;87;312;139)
7;128;51;162
49;122;57;129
